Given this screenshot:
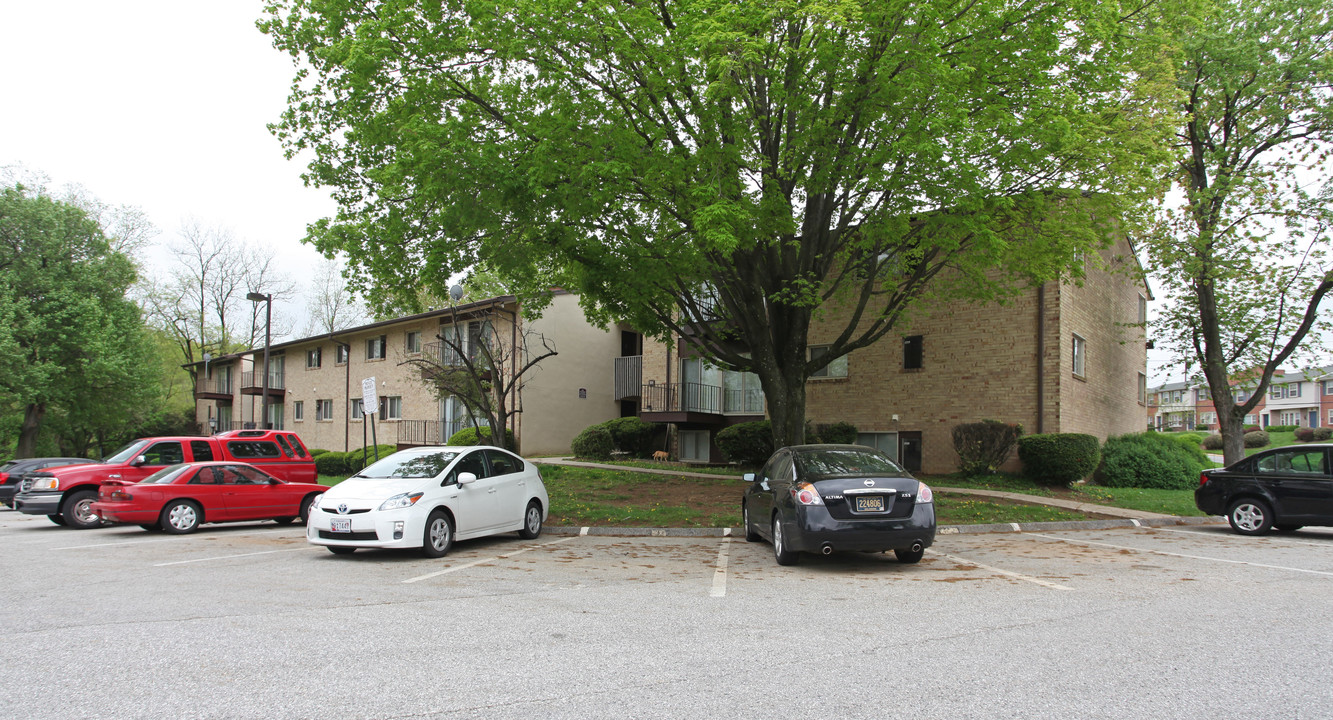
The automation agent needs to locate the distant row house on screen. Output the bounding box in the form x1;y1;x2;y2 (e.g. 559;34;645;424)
1147;366;1333;431
193;237;1151;474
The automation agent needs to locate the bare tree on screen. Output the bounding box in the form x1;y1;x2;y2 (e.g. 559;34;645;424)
302;257;369;335
401;311;556;451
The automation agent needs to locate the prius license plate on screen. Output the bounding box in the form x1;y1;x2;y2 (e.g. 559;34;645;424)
855;496;885;512
330;517;352;533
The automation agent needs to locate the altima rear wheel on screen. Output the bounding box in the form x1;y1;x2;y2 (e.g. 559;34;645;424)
772;516;799;566
422;511;454;558
519;501;543;539
1227;498;1273;535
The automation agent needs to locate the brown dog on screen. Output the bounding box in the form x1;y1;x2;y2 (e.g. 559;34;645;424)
652;450;670;461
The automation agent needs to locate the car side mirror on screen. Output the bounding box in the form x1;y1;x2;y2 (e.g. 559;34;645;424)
743;472;756;482
457;472;478;486
132;456;147;467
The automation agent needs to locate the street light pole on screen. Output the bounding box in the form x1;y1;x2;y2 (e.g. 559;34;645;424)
247;291;272;429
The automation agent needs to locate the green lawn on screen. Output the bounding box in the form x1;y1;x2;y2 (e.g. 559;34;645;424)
929;472;1205;516
934;495;1086;525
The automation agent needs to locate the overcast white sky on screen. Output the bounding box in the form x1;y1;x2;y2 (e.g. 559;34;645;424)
0;0;1205;383
0;1;334;328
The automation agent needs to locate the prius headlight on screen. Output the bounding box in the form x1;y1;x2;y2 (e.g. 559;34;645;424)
378;492;424;511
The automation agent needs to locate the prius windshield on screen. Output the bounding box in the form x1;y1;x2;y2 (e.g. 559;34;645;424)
357;451;458;480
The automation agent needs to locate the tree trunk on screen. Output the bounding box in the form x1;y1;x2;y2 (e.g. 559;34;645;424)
758;364;808;449
1216;406;1247;467
16;403;46;459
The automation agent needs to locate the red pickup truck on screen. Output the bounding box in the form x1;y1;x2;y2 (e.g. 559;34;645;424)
14;430;317;529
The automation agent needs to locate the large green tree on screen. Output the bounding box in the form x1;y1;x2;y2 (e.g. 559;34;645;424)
1144;0;1333;465
0;184;160;457
264;0;1174;446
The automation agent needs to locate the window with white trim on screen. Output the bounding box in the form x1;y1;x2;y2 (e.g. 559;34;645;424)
293;401;304;422
406;332;421;354
351;399;364;420
1195;388;1209;402
1138;294;1147;325
306;347;321;369
382;396;402;420
809;346;848;379
316;399;333;421
366;335;387;360
679;431;710;463
1071;334;1086;378
1138;373;1147;404
335;345;349;365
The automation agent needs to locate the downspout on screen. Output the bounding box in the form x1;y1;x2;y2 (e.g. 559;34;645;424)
1036;284;1045;434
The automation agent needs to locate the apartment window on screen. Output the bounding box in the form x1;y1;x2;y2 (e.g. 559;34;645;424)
857;432;899;461
366;335;387;360
1195;388;1208;402
306;347;321;369
335;345;349;365
1236;389;1250;402
351;399;364;420
1137;293;1147;325
1138;373;1147;405
381;396;402;420
406;332;421;354
316;399;333;421
1245;414;1257;425
1325;381;1333;396
1071;334;1086;378
809;346;848;379
293;401;304;422
679;430;710;463
1328;409;1333;426
1280;410;1300;426
1271;382;1302;399
903;335;924;370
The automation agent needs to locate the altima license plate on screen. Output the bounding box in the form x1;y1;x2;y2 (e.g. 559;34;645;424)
855;496;885;512
330;517;352;533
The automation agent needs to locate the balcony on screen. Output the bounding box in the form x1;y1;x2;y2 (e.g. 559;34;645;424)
614;356;642;401
396;419;471;447
640;382;724;424
240;371;285;397
195;377;234;402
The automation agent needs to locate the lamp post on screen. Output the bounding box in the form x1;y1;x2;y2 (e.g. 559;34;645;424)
247;291;272;428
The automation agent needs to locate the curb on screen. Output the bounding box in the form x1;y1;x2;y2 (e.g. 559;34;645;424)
543;515;1225;538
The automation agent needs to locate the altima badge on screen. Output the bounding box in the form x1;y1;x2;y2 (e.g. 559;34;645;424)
338;504;349;515
863;479;875;487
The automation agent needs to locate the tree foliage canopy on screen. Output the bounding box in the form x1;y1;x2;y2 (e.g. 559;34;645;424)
264;0;1176;445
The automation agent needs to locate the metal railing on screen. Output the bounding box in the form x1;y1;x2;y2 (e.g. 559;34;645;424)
640;382;722;414
397;419;471;446
196;377;235;396
240;371;285;391
614;356;642;401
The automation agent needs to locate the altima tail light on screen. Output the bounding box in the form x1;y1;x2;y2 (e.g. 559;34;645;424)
917;482;934;504
1199;473;1210;487
791;482;824;506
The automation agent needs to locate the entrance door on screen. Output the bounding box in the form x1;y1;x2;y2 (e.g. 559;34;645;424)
898;432;923;472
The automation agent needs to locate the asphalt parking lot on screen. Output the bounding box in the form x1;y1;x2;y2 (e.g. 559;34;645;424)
4;511;1333;719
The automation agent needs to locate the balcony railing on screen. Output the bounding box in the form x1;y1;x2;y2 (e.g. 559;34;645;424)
397;419;471;446
195;377;234;397
240;371;285;392
422;341;473;367
641;382;722;415
614;356;642;401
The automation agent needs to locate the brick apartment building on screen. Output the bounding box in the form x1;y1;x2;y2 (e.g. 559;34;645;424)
192;291;624;455
615;235;1151;474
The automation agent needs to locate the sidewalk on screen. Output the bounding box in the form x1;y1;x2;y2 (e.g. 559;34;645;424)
531;457;1214;533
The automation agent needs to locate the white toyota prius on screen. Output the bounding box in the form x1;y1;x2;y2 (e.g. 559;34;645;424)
307;445;549;557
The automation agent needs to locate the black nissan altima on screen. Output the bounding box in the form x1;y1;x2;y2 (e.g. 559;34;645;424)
741;444;936;565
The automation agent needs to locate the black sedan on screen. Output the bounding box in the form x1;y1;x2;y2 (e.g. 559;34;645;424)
741;444;936;565
1196;443;1332;535
0;457;89;508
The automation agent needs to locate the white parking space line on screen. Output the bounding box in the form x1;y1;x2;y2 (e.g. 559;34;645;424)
927;550;1074;591
403;536;581;584
1152;526;1333;548
55;528;301;551
710;539;731;598
1029;532;1333;577
153;547;319;567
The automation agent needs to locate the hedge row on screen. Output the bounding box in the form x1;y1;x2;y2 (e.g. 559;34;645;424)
1097;432;1205;490
571;417;663;460
312;444;398;476
1017;434;1101;486
447;425;516;448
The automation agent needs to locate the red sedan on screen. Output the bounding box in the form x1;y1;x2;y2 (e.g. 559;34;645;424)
91;462;327;534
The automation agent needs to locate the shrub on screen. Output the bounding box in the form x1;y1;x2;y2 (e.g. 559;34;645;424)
1314;427;1332;441
1244;430;1270;448
308;448;329;458
345;445;397;472
951;420;1022;475
1267;424;1298;433
1173;432;1206;444
1244;425;1261;433
1294;427;1316;442
1201;434;1225;450
715;420;775;466
447;425;516;448
1017;433;1101;486
315;451;349;476
1096;432;1206;490
570;426;615;460
603;417;661;458
815;421;859;445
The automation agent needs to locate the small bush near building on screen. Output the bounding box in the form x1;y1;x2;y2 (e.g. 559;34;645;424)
602;417;661;457
951;420;1022;475
812;421;859;445
1244;425;1261;433
1097;432;1206;490
1295;427;1316;442
1244;430;1271;448
1017;433;1101;487
1201;434;1225;450
1267;424;1298;433
308;448;329;458
315;451;349;476
447;425;516;448
1314;427;1332;441
716;420;775;466
570;426;615;460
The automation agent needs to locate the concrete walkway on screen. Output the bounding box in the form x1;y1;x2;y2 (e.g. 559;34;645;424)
531;457;1182;521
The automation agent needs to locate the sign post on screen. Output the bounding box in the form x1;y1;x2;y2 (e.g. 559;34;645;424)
361;377;380;467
